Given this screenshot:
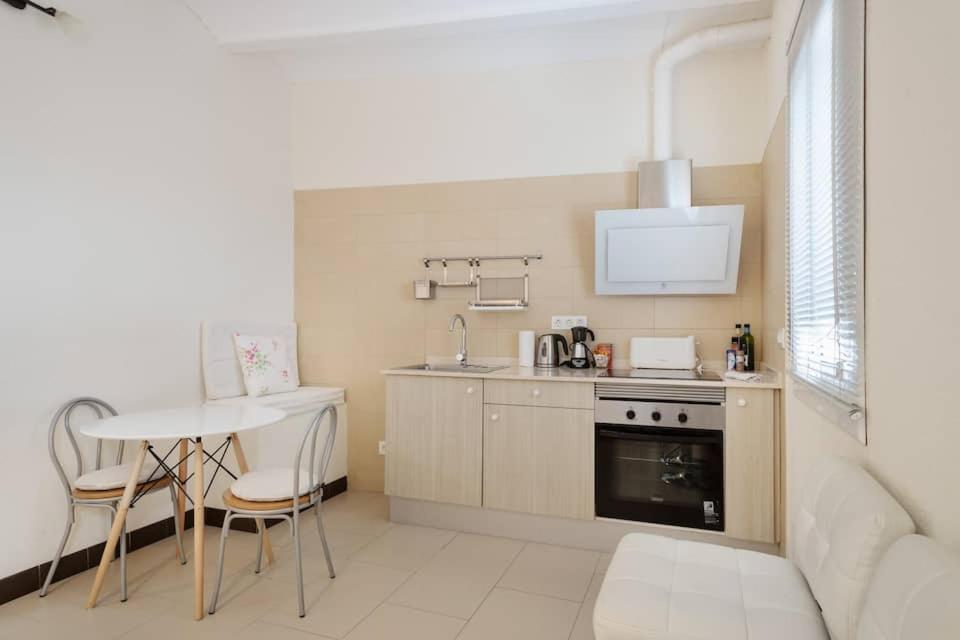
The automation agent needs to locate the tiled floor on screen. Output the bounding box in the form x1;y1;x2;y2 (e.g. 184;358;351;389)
0;492;610;640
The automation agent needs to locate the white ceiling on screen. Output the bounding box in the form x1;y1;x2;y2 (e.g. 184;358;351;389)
183;0;772;80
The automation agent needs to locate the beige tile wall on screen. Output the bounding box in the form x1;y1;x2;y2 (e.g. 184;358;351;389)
295;166;764;491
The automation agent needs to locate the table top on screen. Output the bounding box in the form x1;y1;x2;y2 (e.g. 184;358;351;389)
76;405;287;441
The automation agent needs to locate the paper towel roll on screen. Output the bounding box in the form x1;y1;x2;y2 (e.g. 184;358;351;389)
518;330;536;367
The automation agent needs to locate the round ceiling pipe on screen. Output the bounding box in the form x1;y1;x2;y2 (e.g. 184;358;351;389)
652;18;772;161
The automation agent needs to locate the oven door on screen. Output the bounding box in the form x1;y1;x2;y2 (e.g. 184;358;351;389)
595;424;724;531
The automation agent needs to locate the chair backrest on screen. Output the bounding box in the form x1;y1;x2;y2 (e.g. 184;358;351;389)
856;535;960;640
790;456;916;640
201;320;300;400
291;404;338;499
48;397;120;496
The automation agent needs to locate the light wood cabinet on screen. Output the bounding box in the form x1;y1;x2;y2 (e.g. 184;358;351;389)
385;376;483;506
483;403;594;520
724;388;777;543
483;379;594;410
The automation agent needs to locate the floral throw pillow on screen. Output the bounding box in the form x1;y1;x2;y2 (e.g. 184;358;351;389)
232;334;298;398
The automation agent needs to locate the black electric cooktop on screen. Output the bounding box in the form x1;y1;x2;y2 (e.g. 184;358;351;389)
595;368;723;382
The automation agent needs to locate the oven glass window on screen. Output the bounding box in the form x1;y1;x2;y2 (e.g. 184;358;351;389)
596;425;723;531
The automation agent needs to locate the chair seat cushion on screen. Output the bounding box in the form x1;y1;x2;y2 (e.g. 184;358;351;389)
230;468;313;502
74;462;164;491
222;489;311;512
594;533;829;640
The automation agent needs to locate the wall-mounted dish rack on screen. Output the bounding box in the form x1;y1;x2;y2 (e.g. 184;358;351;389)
414;254;543;311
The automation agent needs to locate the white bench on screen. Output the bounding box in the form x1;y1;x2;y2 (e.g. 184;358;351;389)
200;321;347;481
594;456;960;640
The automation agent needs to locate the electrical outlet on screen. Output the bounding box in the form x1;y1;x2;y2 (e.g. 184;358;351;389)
378;440;386;455
551;315;588;330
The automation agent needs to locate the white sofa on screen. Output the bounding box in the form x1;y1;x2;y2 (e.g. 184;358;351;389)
593;456;960;640
200;321;347;482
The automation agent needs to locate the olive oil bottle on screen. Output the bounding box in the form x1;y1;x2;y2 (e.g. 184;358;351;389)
740;323;756;371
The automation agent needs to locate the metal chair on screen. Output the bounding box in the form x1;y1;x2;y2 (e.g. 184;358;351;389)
40;397;186;599
208;404;337;618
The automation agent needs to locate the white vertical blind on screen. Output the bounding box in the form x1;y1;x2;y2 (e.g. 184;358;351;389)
787;0;866;436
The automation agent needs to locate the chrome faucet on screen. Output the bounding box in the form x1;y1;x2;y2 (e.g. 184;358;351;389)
449;314;467;365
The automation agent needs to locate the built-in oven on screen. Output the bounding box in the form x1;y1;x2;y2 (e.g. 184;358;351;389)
594;383;725;531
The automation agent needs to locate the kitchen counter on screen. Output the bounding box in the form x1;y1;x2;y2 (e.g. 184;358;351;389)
382;364;782;389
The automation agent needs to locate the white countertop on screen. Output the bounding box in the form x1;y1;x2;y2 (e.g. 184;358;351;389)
382;364;782;390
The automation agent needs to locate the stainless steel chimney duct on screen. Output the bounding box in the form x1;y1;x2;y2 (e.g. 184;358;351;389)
637;159;692;208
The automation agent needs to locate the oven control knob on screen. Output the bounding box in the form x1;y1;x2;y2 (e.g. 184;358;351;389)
651;410;662;422
626;409;636;420
678;412;689;424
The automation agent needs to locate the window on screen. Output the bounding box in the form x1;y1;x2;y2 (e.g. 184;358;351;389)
787;0;866;442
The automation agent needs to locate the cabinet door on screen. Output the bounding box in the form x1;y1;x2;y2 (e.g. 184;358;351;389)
483;404;594;520
725;388;776;543
385;376;482;506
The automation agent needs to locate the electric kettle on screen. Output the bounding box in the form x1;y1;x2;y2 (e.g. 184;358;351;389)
535;334;568;368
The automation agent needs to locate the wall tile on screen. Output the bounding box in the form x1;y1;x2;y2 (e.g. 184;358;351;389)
425;211;500;242
653;296;740;330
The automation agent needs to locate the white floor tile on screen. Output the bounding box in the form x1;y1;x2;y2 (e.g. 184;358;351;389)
497;543;599;602
320;491;392;535
352;524;455;571
595;553;612;574
344;603;464;640
569;572;604;640
259;561;411;638
0;493;620;640
388;533;523;619
236;620;337;639
456;588;579;640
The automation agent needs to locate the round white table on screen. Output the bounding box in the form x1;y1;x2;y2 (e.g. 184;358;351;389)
77;405;285;619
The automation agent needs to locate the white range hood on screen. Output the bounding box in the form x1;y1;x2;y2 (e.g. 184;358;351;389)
595;160;744;296
593;19;768;297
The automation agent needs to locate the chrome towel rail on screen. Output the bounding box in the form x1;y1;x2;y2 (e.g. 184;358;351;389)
414;254;543;309
422;254;543;266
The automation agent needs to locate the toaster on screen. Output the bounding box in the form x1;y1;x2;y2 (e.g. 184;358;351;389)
629;336;697;370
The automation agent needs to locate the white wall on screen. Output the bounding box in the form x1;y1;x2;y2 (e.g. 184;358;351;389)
292;48;767;189
765;0;960;551
0;0;293;577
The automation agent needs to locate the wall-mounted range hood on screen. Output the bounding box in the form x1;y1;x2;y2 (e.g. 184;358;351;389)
595;160;744;296
594;19;770;297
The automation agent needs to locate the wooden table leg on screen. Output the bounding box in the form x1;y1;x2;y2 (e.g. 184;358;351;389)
193;437;205;621
86;441;148;609
176;438;187;563
231;432;274;565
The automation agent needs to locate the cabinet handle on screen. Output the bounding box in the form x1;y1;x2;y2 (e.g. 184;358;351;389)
737;398;747;407
466;386;475;395
490;413;500;422
531;388;541;398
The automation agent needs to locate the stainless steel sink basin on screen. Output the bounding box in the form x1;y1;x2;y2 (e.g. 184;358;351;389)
395;363;507;374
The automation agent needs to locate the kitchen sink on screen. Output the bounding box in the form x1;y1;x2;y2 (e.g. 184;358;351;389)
395;363;508;374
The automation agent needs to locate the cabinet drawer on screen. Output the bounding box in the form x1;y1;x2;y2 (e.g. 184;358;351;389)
483;379;593;409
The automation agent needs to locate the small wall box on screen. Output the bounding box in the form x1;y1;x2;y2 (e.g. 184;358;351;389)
414;280;436;300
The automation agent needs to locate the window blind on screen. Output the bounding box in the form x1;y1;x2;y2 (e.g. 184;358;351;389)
787;0;866;438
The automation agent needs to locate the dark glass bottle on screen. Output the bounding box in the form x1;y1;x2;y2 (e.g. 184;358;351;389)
741;323;756;371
